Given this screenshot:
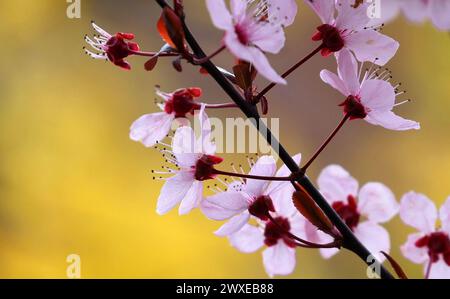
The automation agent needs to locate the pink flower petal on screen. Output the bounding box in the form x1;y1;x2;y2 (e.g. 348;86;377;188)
262;243;296;277
172;126;202;168
289;213;308;238
179;180;203;215
336;49;360;95
317;165;359;204
214;212;250;237
265;153;301;200
229;224;264;253
367;0;401;27
201;191;249;221
365;110;421;131
245;155;277;197
400;0;429;23
245;46;287;84
345;30;399;66
429;0;450;30
401;232;429;264
439;196;450;235
230;0;247;21
223;31;286;84
304;0;335;24
359;79;396;111
251;23;286;54
400;192;437;233
335;0;370;31
206;0;233;30
198;105;216;155
271;187;297;218
129;112;174;147
428;259;450;279
358;182;399;223
268;0;298;26
354;221;390;262
320;69;348;96
320;247;340;259
156;171;195;215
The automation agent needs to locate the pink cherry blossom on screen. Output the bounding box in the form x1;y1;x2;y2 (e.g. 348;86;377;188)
320;48;420;131
400;192;450;279
130;87;202;147
304;165;398;261
84;22;140;70
368;0;450;31
155;106;222;215
400;0;450;30
305;0;399;65
206;0;295;84
201;154;301;236
226;183;306;277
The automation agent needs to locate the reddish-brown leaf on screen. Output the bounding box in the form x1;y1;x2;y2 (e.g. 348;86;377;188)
172;57;183;72
233;61;255;90
292;183;334;234
144;56;159;71
157;7;185;53
381;251;409;279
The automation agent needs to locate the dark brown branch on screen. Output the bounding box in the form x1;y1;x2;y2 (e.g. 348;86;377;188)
154;0;394;279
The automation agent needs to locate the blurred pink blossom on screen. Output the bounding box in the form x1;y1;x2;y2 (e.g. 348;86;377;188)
400;192;450;279
305;165;398;261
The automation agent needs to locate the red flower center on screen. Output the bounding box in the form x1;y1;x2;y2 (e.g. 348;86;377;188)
339;95;367;120
415;232;450;265
248;195;275;221
105;33;139;69
164;88;202;118
264;216;296;248
312;24;345;56
194;154;223;181
332;195;360;231
235;24;250;45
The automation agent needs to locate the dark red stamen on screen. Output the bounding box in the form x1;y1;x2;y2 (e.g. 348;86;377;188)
164;88;202;118
415;232;450;265
248;195;275;221
264;216;296;248
332;195;360;231
194;154;223;181
339;95;367;120
235;25;249;45
312;24;344;57
104;32;139;70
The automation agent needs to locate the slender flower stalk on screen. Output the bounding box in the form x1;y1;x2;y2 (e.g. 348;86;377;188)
301;113;350;173
128;50;179;57
425;260;433;279
192;45;227;64
204;102;238;109
212;168;295;182
267;214;341;249
254;44;324;102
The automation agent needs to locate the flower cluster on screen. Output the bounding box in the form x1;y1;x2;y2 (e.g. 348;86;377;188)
85;0;450;278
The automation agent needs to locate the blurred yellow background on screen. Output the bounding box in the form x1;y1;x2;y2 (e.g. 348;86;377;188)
0;0;449;278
